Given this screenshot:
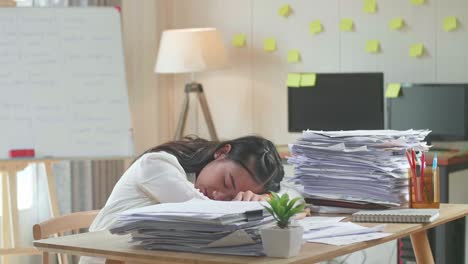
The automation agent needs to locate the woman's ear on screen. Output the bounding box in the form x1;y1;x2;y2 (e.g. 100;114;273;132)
214;144;232;159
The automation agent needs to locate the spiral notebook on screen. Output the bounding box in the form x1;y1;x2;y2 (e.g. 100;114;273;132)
352;209;440;223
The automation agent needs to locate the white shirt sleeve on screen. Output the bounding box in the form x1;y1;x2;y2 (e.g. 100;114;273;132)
135;153;209;203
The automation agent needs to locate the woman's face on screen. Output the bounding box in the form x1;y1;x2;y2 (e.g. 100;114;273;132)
194;145;264;200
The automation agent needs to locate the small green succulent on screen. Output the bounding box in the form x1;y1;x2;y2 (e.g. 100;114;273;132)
263;192;305;229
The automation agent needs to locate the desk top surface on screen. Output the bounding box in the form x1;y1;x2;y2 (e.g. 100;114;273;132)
33;203;468;264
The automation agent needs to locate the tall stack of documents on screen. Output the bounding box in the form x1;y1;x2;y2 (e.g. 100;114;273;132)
109;199;273;256
288;130;430;211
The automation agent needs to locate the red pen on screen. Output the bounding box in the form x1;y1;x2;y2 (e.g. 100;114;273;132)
421;152;425;201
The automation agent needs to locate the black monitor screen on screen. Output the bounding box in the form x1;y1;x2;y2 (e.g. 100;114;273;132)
288;73;384;132
388;84;468;141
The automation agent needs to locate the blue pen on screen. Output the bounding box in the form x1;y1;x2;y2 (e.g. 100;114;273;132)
433;153;439;203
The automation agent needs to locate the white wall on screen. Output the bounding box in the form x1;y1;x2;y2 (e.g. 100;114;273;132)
169;0;468;144
167;1;468;261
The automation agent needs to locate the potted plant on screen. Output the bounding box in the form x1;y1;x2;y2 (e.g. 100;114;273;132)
260;192;305;258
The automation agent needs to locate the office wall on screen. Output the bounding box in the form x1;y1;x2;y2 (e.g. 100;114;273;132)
169;0;468;144
167;0;468;262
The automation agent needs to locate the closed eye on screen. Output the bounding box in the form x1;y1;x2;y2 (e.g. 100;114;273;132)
229;173;236;190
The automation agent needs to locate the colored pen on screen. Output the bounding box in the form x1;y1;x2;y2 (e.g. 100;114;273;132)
433;153;439;203
421;152;425;202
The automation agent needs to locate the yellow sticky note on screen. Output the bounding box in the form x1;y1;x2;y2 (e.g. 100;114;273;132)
340;18;354;32
385;83;401;98
287;50;300;63
309;20;323;34
443;16;458;32
410;0;425;5
390;18;404;30
300;73;316;87
366;40;380;53
409;43;424;57
278;4;292;17
363;0;377;14
263;38;276;52
232;34;246;47
287;73;301;87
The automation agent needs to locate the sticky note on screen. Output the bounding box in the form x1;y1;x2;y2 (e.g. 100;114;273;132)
278;4;292;17
287;50;300;63
264;38;276;52
232;34;246;47
409;43;424;57
300;73;316;87
443;16;458;32
410;0;425;5
366;40;380;53
363;0;377;14
287;73;301;87
385;83;401;98
309;20;323;34
340;18;354;32
390;18;404;30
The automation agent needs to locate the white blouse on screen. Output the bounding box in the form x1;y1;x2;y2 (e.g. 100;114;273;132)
79;151;208;264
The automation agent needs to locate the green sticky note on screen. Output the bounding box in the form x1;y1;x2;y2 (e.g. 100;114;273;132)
390;17;404;30
278;4;291;17
300;73;316;87
409;43;424;57
385;83;401;98
363;0;377;14
264;38;276;52
287;73;301;87
366;40;380;53
410;0;425;5
232;34;246;47
340;18;354;32
287;50;300;63
309;20;323;34
443;16;458;32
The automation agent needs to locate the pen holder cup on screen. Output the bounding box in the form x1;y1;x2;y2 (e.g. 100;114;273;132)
408;167;440;209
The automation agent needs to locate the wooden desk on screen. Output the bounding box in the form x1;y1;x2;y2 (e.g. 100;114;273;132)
33;204;468;264
425;150;468;264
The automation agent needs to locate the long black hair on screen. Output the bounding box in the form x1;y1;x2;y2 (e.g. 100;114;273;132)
137;135;284;192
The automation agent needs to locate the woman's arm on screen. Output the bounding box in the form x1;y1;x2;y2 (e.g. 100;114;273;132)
135;153;209;203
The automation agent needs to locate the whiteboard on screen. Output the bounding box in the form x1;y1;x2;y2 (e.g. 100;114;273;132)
0;8;133;159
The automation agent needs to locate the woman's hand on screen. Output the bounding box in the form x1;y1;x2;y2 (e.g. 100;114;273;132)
232;190;267;201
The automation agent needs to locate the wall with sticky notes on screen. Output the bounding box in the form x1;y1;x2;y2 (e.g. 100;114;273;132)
167;0;468;143
165;1;468;261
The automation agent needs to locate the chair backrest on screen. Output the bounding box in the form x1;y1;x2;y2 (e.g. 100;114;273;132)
33;210;99;264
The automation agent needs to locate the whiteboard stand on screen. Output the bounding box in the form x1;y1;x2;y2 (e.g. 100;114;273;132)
0;160;61;262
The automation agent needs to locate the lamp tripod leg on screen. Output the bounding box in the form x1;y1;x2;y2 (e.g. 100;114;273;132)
174;92;190;140
198;92;218;141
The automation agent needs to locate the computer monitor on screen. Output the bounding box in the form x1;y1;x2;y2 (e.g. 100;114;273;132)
288;73;384;132
388;84;468;141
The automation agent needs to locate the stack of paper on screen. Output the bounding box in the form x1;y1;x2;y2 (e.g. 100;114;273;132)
109;199;274;256
298;217;391;246
288;130;430;211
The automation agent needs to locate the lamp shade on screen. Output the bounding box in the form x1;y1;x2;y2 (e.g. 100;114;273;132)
155;28;228;73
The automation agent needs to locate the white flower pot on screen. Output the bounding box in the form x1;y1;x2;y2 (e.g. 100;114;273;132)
260;225;304;258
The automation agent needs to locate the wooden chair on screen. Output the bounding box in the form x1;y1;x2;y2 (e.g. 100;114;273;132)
33;210;100;264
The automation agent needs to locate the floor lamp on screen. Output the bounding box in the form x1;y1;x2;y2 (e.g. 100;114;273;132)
155;28;228;141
